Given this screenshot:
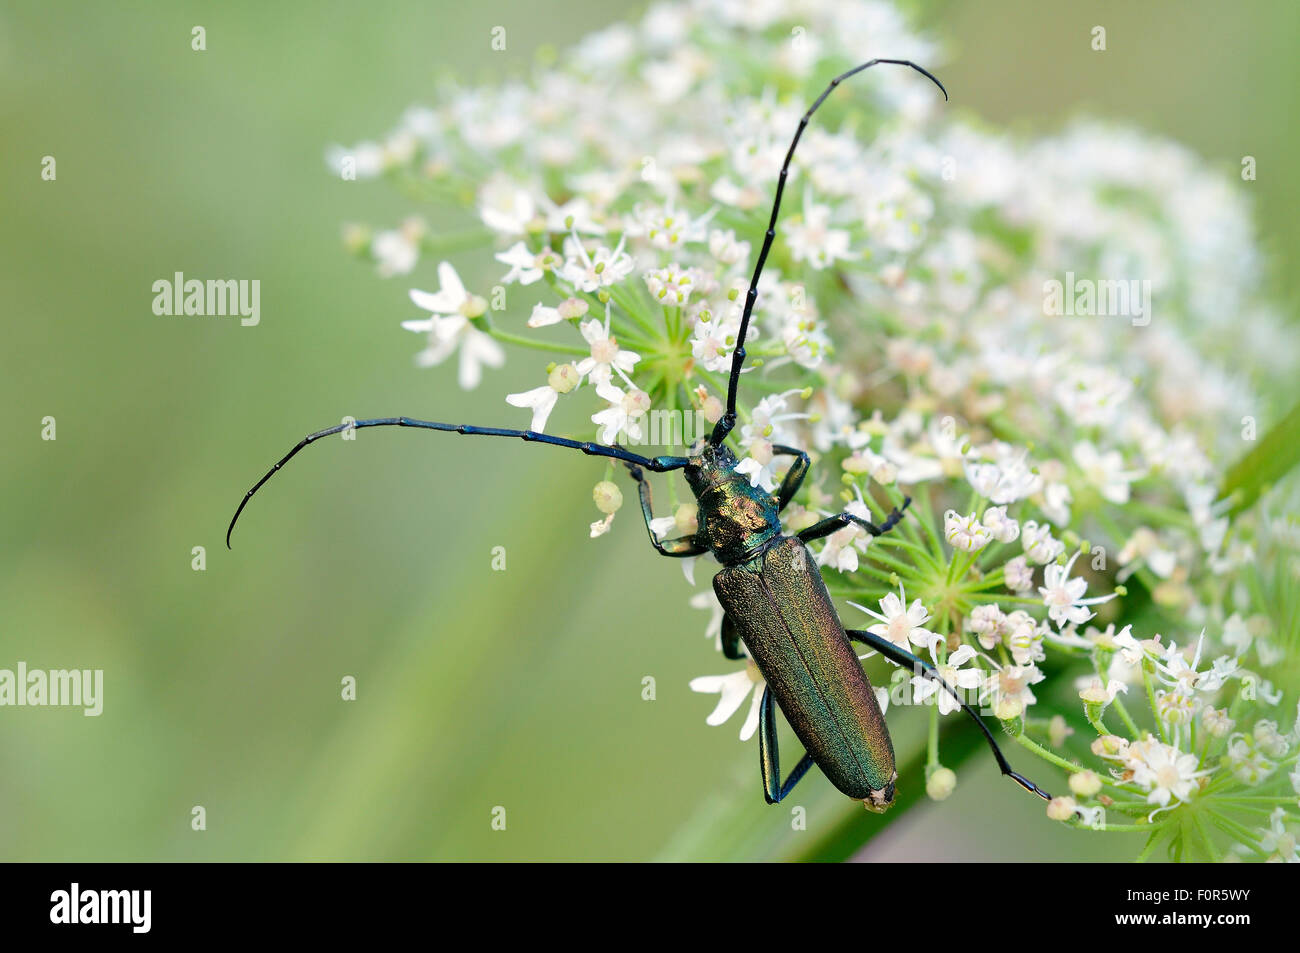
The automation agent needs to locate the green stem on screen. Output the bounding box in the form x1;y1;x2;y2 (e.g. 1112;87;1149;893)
947;550;975;587
1192;811;1222;862
927;705;940;771
1212;795;1300;804
861;545;927;578
961;569;1006;592
488;328;589;357
1109;696;1143;739
875;536;945;572
1012;733;1135;795
1135;827;1165;862
989;594;1052;607
885;485;929;554
1218;804;1285;816
910;488;946;563
1081;821;1155;833
831;562;924;590
1205;811;1265;853
1141;663;1169;744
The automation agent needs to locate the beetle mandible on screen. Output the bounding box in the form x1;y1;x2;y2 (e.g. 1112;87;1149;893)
228;58;1052;812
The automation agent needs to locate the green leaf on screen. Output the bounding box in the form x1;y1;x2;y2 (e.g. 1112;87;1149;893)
1222;398;1300;516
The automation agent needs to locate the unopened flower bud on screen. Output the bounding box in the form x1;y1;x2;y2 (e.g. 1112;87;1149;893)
1069;770;1103;798
557;297;588;320
1201;707;1234;738
1048;714;1073;749
1003;556;1035;592
1091;734;1128;758
1079;679;1112;704
843;455;870;475
926;767;957;801
548;362;580;394
593;481;623;515
1254;720;1289;759
1047;796;1078;821
995;697;1023;721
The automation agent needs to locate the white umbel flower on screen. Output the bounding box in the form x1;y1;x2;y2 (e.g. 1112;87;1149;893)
690;660;766;741
850;584;939;651
1021;520;1065;564
401;263;503;389
1073;441;1144;504
1038;550;1117;629
1126;738;1210;812
945;510;993;552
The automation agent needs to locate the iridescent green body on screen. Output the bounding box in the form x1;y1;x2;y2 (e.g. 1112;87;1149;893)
685;443;897;809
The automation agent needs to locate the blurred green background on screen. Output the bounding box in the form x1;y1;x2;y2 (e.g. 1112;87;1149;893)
2;1;1295;861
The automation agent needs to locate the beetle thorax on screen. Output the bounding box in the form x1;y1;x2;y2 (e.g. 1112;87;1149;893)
684;442;781;565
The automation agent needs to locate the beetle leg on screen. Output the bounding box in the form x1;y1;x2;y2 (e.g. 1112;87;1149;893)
797;497;912;543
759;686;816;804
623;462;707;558
721;615;746;661
846;629;1053;802
771;445;810;511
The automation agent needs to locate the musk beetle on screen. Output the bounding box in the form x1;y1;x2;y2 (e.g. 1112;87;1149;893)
228;59;1052;812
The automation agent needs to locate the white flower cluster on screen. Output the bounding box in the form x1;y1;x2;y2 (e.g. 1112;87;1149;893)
332;0;1297;859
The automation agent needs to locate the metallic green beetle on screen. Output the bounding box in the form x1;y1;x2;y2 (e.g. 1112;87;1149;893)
228;59;1052;812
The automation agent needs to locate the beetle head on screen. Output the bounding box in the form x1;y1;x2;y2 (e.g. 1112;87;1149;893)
682;439;739;495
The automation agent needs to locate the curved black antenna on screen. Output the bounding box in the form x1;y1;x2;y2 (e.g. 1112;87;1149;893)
227;417;688;547
710;58;947;447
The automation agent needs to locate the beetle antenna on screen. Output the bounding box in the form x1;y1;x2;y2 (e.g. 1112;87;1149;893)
709;58;947;447
227;417;689;547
